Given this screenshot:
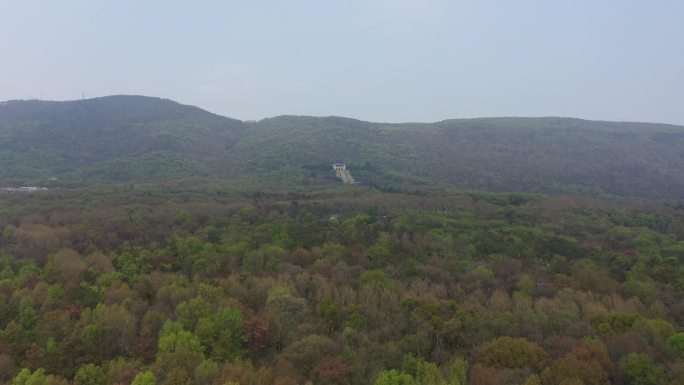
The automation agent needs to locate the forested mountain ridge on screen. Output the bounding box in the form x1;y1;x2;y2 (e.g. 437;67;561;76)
2;95;684;199
0;96;246;182
227;115;684;199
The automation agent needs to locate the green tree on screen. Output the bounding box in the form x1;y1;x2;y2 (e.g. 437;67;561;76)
415;361;445;385
359;270;390;289
74;364;106;385
373;369;414;385
160;367;192;385
618;353;664;385
81;324;104;361
281;335;337;377
88;303;137;359
194;359;219;385
12;368;47;385
157;321;204;358
176;298;212;331
515;274;535;298
266;286;306;349
195;307;244;360
590;313;639;337
366;241;391;267
445;358;468;385
132;371;157;385
18;296;37;329
401;354;422;377
669;332;684;358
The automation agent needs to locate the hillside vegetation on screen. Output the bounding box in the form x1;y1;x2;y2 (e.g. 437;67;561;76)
0;96;245;183
3;96;684;384
2;96;684;199
2;188;684;385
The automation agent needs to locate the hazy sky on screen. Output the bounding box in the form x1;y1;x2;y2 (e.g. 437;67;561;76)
1;0;683;124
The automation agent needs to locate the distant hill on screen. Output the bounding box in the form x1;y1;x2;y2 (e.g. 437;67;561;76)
2;95;684;199
0;96;246;182
228;115;684;199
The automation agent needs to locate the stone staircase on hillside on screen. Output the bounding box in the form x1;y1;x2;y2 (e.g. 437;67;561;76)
332;162;355;184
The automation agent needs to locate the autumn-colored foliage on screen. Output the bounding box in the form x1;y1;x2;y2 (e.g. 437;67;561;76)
0;188;683;385
477;337;546;370
244;316;270;353
310;356;349;385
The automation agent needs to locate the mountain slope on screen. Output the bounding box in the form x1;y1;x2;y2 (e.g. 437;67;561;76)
0;95;246;181
230;116;684;199
2;95;684;199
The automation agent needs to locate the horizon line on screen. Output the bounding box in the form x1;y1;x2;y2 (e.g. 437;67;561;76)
2;94;683;127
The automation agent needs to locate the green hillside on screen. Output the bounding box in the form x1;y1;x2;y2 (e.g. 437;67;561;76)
2;96;684;199
230;116;684;199
0;96;245;183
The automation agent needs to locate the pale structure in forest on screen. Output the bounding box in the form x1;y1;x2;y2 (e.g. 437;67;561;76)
332;163;355;184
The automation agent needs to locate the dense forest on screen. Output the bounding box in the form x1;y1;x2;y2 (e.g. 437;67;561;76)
3;96;684;385
2;185;684;385
2;96;684;199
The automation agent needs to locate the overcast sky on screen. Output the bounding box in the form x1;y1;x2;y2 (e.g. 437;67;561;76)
1;0;682;124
